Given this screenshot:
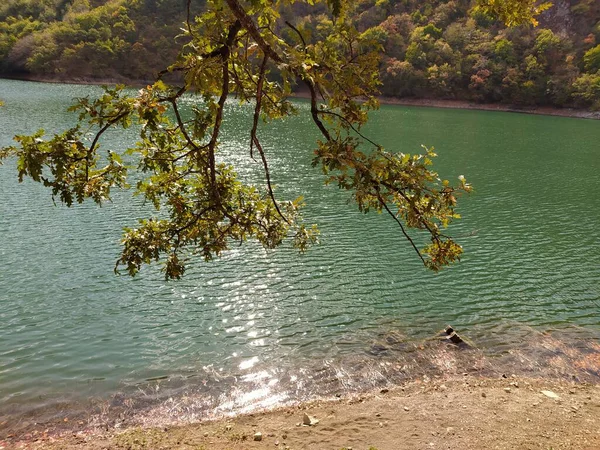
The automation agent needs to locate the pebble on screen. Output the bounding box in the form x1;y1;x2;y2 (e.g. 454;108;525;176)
481;392;487;398
404;406;410;411
504;388;511;393
541;390;561;400
254;432;263;442
303;413;319;426
203;432;209;437
225;425;232;431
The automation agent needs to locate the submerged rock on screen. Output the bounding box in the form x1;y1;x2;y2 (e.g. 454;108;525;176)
368;330;411;355
368;343;390;356
437;325;473;349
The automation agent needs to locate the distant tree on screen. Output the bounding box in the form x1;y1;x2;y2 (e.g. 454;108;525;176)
494;39;516;64
583;44;600;73
382;59;424;96
473;0;552;27
0;0;548;279
572;73;600;108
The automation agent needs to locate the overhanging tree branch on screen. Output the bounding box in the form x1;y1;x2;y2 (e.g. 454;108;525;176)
2;0;476;279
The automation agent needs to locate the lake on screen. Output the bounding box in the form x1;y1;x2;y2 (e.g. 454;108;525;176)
1;78;599;435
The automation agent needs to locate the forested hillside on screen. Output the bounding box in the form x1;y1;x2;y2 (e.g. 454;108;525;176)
0;0;195;81
1;0;600;108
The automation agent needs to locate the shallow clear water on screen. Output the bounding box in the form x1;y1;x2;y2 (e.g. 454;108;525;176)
0;79;599;435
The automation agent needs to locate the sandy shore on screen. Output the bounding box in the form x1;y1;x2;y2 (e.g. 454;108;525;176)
8;375;599;450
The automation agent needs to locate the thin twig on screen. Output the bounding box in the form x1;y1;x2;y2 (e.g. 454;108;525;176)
86;110;128;180
186;0;197;39
250;56;269;160
318;110;381;148
166;95;210;168
224;0;284;64
377;192;426;266
253;135;290;224
249;56;288;223
284;20;306;50
305;79;331;141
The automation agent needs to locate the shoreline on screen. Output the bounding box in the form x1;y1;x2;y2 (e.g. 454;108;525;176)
0;74;155;88
12;374;600;450
3;327;600;449
2;75;599;120
379;96;600;120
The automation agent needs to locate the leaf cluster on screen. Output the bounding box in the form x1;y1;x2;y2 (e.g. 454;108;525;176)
2;0;472;278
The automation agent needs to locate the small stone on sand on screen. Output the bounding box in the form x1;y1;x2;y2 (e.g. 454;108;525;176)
541;390;560;400
303;413;319;426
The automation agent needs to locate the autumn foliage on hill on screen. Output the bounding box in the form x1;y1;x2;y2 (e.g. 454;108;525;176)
1;0;600;109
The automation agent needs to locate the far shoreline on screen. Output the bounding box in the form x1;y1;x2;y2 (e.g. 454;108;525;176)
2;74;599;121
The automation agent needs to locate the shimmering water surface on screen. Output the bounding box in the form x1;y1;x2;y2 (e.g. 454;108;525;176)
1;79;599;435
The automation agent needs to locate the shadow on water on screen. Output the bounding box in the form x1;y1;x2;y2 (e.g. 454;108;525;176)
2;322;599;442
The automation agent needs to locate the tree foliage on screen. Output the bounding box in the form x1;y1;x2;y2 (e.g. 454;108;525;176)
0;0;190;79
1;0;476;279
474;0;552;27
584;44;600;73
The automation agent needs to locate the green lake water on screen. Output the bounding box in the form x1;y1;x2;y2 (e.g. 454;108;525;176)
0;79;599;434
